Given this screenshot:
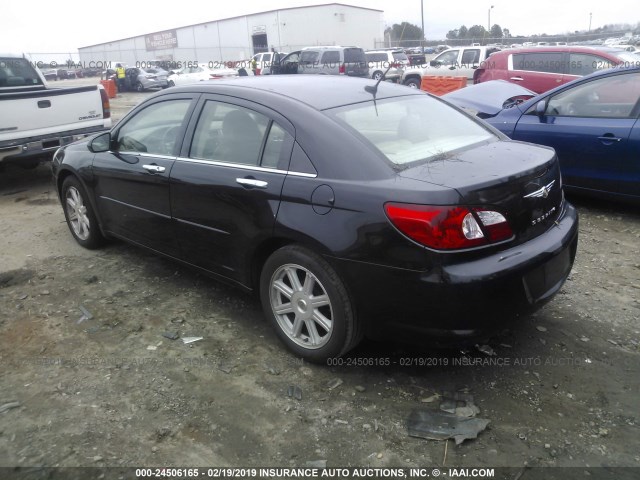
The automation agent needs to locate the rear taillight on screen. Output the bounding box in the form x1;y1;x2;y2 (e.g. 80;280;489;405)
99;88;110;119
339;63;345;74
384;203;513;250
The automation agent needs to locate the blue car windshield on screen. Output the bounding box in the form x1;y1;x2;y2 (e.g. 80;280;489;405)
327;96;497;166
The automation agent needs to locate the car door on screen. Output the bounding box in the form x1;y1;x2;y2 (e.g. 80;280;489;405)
509;52;565;93
92;95;198;256
427;49;460;76
170;96;295;285
457;48;481;79
512;71;640;197
299;50;320;74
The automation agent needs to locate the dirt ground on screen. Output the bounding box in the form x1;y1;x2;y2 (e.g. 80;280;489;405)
0;80;639;478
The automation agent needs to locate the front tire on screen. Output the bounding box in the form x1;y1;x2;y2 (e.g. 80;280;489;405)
260;245;361;363
372;70;383;81
404;77;421;89
135;82;144;92
61;176;104;249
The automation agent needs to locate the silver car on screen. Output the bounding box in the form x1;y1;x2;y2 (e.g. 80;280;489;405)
124;67;163;91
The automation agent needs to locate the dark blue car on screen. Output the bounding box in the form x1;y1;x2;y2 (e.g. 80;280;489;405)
444;67;640;203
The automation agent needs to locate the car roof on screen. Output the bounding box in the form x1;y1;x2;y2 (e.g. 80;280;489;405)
493;46;631;57
166;76;423;111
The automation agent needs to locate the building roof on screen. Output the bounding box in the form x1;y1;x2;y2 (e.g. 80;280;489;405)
79;3;383;49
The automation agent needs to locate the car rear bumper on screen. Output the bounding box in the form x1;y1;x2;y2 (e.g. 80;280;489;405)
330;201;579;344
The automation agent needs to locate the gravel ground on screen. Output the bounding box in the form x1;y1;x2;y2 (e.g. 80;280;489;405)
0;79;638;479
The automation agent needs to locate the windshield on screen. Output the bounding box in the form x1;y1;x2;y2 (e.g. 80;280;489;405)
326;96;497;166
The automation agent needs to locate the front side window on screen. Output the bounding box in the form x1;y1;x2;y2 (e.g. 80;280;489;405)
545;72;640;118
300;51;319;65
435;50;459;66
327;96;496;167
116;100;192;155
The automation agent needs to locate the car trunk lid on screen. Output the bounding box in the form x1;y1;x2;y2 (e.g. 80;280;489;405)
398;140;564;246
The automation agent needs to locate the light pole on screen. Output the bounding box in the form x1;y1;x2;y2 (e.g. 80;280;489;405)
488;5;494;36
588;12;592;33
420;1;425;49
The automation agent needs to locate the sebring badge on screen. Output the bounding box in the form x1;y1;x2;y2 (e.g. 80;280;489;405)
524;180;555;199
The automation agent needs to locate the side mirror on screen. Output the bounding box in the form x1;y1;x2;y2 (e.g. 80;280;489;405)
535;100;547;117
89;132;111;153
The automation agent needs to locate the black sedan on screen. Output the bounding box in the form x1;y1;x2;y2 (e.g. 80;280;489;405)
52;76;578;362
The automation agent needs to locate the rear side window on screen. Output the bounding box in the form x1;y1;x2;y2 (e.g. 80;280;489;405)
366;53;388;62
461;49;481;64
392;52;409;61
344;48;366;63
0;57;45;87
512;53;564;73
190;101;270;165
321;51;340;64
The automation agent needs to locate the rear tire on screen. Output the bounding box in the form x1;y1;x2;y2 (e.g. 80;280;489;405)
372;70;384;81
260;245;361;363
135;82;144;92
61;176;104;249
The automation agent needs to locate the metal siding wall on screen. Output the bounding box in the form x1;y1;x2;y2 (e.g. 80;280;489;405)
78;5;384;65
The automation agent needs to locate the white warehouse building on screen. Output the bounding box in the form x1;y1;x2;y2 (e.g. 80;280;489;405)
78;3;384;66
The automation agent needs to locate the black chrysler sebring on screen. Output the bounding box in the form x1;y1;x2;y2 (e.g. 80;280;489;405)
52;76;578;362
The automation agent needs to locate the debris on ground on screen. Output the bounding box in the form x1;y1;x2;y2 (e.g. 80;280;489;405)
439;392;481;417
162;331;179;341
217;362;234;374
181;336;203;344
288;385;303;400
407;409;490;445
77;305;93;324
0;401;21;414
476;344;496;356
327;378;343;390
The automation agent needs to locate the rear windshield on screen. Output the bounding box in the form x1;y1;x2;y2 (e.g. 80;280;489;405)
0;57;45;88
344;48;366;63
326;96;496;167
392;52;409;61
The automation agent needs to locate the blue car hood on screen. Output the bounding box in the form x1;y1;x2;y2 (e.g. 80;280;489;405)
442;80;537;116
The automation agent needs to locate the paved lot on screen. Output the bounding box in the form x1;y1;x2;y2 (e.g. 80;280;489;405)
0;77;639;477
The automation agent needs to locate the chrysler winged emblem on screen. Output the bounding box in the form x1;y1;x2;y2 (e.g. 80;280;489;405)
524;180;555;199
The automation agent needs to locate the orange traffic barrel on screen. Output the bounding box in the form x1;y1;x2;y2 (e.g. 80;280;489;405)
100;79;117;99
420;76;467;96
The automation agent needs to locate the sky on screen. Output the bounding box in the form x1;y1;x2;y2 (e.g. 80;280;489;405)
1;0;638;55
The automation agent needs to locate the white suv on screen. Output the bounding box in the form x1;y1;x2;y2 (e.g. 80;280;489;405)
365;50;410;81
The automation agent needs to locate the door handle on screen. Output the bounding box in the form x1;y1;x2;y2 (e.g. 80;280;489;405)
510;76;524;81
236;177;268;189
142;164;166;173
597;135;622;143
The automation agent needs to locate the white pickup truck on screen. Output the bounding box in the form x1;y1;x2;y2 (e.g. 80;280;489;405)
0;54;111;169
401;46;501;88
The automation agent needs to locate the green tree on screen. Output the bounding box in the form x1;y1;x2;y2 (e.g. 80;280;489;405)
467;25;487;39
446;29;459;39
385;22;425;46
458;25;469;38
490;24;503;39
